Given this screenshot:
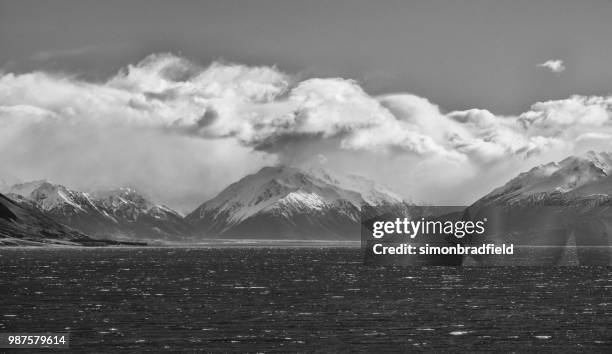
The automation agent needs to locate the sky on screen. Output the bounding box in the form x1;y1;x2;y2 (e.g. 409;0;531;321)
1;0;612;212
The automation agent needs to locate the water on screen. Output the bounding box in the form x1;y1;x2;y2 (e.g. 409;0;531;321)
1;247;611;352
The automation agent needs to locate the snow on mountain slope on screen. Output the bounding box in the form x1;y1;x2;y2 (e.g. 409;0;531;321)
186;166;410;239
467;151;612;265
307;167;405;206
9;180;95;213
0;192;109;246
6;182;190;240
478;151;612;206
91;187;183;222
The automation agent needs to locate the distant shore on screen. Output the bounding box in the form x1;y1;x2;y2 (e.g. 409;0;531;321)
0;238;361;248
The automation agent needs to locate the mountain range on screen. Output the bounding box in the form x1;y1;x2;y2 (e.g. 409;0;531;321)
2;151;612;248
4;181;190;241
1;167;411;242
0;192;138;246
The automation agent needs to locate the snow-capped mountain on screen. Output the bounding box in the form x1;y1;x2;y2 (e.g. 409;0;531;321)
467;151;612;265
186;166;410;240
0;192;114;246
6;181;191;241
477;151;612;207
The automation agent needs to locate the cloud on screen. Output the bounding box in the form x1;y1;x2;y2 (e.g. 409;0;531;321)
0;53;611;208
519;95;611;128
537;59;566;74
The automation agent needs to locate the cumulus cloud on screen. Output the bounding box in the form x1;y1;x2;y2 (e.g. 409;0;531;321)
0;53;611;208
537;59;566;73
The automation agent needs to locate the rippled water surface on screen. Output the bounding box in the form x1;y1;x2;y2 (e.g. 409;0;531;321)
1;247;611;352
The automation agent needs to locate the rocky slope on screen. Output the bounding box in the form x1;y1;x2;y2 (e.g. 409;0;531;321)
0;192;129;246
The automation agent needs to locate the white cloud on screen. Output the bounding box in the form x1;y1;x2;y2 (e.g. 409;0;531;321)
537;59;566;73
519;95;612;128
0;53;611;208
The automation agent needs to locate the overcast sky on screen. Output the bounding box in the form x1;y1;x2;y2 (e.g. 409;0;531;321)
2;0;611;114
1;0;612;211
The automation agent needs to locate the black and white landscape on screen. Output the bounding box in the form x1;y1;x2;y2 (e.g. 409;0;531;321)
4;181;190;241
4;153;612;255
1;0;612;352
1;166;412;242
0;192;97;245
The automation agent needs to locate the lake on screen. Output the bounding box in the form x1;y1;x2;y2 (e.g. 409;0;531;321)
1;247;611;352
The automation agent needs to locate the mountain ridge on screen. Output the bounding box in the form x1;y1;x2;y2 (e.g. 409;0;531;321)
476;151;612;207
6;181;190;241
0;192;133;246
186;165;410;240
466;150;612;265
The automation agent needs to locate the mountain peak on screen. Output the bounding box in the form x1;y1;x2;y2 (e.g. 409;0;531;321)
9;179;52;194
257;165;299;174
8;180;88;212
92;186;150;206
186;165;409;239
198;165;404;214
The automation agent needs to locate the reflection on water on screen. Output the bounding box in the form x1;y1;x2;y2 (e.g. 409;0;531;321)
1;247;611;351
